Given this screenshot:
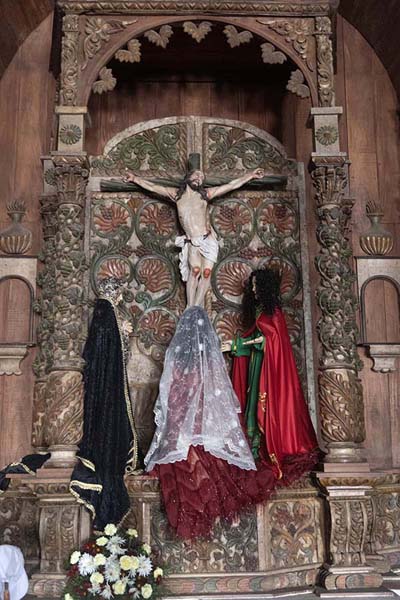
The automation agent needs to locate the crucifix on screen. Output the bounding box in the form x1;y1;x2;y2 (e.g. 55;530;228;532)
109;154;269;306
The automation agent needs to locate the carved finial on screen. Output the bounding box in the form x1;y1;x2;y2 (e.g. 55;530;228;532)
0;199;32;255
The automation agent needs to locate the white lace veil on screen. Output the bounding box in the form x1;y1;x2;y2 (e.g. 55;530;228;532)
144;306;256;472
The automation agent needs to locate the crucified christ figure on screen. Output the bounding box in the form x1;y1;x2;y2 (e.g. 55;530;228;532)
123;155;264;307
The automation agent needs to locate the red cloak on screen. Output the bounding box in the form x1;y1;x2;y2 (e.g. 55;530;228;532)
232;308;319;480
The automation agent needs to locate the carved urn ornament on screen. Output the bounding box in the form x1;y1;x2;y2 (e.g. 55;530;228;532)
360;200;393;256
0;199;32;255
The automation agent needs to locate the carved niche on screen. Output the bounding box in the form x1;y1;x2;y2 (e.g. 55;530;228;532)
87;116;316;454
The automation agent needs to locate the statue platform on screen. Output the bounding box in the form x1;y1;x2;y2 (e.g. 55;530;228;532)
1;469;400;599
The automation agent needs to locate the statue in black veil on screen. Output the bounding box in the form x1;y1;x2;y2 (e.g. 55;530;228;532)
70;277;142;530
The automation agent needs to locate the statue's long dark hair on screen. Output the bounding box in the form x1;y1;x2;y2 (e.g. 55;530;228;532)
176;173;209;203
242;268;282;329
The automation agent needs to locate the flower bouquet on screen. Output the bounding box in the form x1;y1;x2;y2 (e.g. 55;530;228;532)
63;524;164;600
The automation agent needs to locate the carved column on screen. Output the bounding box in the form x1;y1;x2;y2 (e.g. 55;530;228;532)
32;194;58;451
311;156;366;466
43;154;89;468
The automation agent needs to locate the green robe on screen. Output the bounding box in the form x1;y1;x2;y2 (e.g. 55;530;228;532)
231;330;265;459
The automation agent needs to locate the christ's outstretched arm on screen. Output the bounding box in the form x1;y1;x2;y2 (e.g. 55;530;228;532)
124;172;178;202
207;168;265;201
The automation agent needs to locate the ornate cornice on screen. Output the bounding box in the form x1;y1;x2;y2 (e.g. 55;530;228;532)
57;0;337;17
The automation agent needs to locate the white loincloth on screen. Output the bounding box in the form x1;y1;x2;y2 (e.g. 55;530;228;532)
175;233;219;282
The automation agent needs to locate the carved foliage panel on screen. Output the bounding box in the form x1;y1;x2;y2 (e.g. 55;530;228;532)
265;497;324;569
0;494;40;571
373;491;400;552
88;118;310;439
150;504;258;573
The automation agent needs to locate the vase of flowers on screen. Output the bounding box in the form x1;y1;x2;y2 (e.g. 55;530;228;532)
63;524;164;600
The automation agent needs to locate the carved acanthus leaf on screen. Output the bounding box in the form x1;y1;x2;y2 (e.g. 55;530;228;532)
92;67;117;95
183;21;212;43
82;17;136;69
223;25;253;48
261;42;286;64
287;70;310;98
259;18;314;70
144;25;173;49
115;39;142;63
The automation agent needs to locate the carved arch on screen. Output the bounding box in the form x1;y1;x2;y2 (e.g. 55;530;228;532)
78;15;319;106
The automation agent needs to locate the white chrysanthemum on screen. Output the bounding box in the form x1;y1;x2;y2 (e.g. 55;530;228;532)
127;528;138;538
65;594;74;600
128;588;140;600
94;554;106;567
90;572;104;585
110;534;125;546
104;558;121;583
106;539;125;556
137;555;152;577
100;584;113;600
70;551;81;565
104;524;118;536
141;544;151;556
78;553;96;576
96;536;108;547
141;583;153;599
89;584;101;596
113;580;126;595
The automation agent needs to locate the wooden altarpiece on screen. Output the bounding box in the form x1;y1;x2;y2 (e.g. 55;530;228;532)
1;1;400;599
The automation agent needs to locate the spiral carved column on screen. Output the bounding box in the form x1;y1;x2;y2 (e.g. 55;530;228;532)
43;154;89;468
311;156;366;466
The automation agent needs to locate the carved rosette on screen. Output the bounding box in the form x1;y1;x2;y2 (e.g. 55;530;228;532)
312;158;365;463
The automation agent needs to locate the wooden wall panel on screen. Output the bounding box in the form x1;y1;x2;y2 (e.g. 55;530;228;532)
337;16;400;469
0;14;55;467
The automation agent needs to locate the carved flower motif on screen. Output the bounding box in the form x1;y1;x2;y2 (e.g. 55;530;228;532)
139;309;176;345
214;310;244;341
59;124;82;145
93;203;130;233
266;258;297;297
213;203;251;235
259;202;296;236
216;260;253;298
315;125;338;146
97;258;130;281
137;258;172;293
140;203;176;236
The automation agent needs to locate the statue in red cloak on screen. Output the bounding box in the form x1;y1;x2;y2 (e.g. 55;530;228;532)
222;268;319;482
